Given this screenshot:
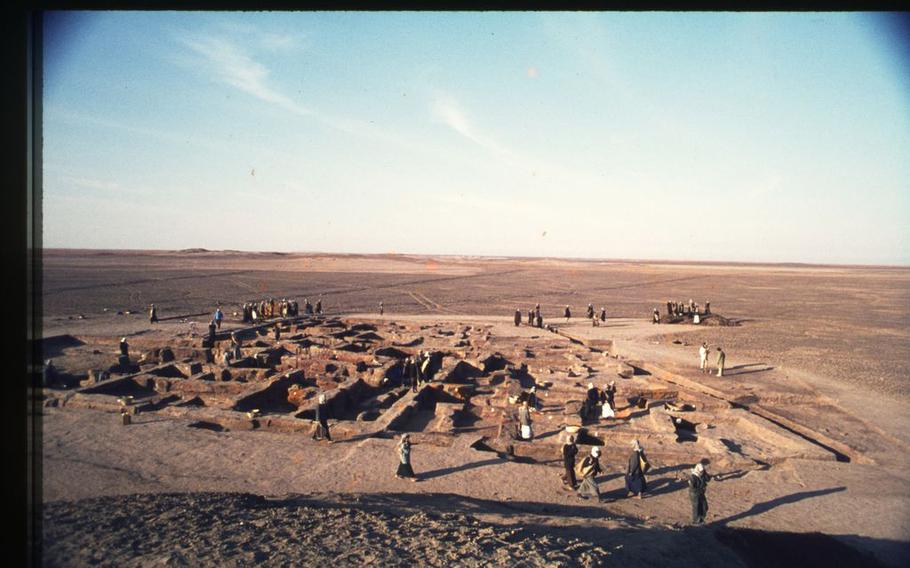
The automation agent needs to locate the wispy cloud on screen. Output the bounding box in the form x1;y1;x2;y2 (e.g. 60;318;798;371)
179;34;312;117
431;94;519;162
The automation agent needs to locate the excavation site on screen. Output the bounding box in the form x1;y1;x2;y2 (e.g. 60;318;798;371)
36;252;910;568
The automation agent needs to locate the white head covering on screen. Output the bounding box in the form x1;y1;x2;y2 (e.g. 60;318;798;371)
591;447;601;457
588;382;594;389
318;394;326;404
121;337;127;343
632;439;642;451
694;462;705;474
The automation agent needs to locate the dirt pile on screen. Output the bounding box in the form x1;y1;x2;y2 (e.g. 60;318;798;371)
42;492;612;567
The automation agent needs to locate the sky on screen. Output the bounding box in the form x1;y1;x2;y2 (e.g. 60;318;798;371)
42;12;910;265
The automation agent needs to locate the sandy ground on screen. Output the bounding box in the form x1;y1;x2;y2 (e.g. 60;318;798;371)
37;250;910;567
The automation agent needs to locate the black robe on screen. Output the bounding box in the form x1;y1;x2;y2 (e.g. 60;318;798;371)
625;449;648;494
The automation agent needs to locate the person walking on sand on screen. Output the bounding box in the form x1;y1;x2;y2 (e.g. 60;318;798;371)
395;433;418;481
214;307;224;329
586;303;594;319
148;304;158;324
562;434;579;489
528;308;534;326
626;440;650;499
576;447;603;500
564;305;571;322
688;462;711;524
312;394;332;442
315;298;322;315
600;307;606;323
652;308;661;324
514;309;522;326
379;301;384;316
699;342;709;373
518;399;533;440
716;347;726;377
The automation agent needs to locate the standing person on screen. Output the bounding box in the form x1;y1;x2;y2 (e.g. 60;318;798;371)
562;434;579;488
312;394;332;442
601;381;616;419
514;309;522;326
518;399;533;440
528;308;535;326
600;307;606;323
625;440;650;499
148;303;158;324
705;301;711;315
652;308;661;324
586;303;594;319
576;447;603;500
316;298;322;315
688;462;711;524
564;305;571;322
379;301;384;316
207;320;217;343
535;303;541;320
699;343;709;373
395;433;418;481
214;307;224;329
666;300;673;317
404;357;417;392
535;313;543;328
526;386;542;411
584;382;600;421
716;347;726;377
119;337;129;357
230;332;242;360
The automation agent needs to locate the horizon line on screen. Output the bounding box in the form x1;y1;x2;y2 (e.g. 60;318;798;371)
39;247;910;270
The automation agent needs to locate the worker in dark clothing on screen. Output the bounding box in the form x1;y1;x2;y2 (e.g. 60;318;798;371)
148;304;158;324
583;382;600;421
586;303;594;319
316;299;322;315
564;305;571;322
312;394;332;442
688;462;711;524
562;435;579;488
600;307;606;322
576;447;603;500
514;309;522;326
626;439;650;499
273;324;281;341
208;320;217;342
535;314;543;328
119;337;129;357
528;308;534;325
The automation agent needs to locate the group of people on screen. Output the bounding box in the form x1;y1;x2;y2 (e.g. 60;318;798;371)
401;351;436;391
242;298;302;322
514;303;609;328
582;381;618;420
699;342;726;376
561;437;711;523
668;299;710;318
563;438;652;502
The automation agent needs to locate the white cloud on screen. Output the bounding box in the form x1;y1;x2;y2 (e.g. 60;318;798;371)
179;34;312;117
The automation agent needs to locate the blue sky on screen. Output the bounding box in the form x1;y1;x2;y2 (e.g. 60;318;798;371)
42;12;910;264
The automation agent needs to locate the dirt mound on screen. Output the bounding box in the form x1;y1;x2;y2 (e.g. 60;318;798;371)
42;492;611;567
177;248;210;253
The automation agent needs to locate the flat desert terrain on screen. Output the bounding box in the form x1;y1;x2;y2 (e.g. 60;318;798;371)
37;249;910;567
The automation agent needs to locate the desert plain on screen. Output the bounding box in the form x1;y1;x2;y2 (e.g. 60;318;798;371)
37;249;910;567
